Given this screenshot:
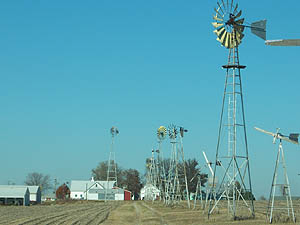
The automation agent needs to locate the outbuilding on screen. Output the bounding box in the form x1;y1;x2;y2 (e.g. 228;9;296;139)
0;186;30;206
70;179;131;201
0;185;41;204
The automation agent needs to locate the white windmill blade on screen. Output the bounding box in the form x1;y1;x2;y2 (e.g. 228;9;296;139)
202;151;214;176
265;39;300;46
254;127;276;137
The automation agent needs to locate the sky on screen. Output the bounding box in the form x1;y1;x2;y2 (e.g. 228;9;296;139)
0;0;299;198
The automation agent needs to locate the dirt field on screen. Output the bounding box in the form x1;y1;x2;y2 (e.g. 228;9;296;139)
1;200;300;225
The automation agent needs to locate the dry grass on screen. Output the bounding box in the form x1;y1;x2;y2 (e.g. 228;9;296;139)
0;199;299;224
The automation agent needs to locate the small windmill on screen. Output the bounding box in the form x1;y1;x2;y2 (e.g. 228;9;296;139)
157;126;167;202
105;126;119;202
165;124;189;208
255;127;298;223
209;0;266;219
202;151;219;210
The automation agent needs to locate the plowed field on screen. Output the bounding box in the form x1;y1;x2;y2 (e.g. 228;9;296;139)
0;200;299;225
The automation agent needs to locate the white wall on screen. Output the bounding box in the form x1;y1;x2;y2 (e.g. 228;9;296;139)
115;193;124;200
87;193;98;200
30;193;37;202
70;191;85;199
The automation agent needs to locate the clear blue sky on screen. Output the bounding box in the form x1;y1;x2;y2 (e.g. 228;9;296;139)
0;0;299;198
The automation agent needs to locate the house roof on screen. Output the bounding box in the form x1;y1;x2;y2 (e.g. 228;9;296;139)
0;186;29;198
70;180;116;192
0;185;40;194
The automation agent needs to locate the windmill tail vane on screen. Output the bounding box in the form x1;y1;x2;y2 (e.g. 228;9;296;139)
250;20;266;40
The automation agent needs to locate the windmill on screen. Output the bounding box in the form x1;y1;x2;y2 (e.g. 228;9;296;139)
105;126;119;202
164;124;190;207
255;127;298;223
209;0;266;219
156;126;167;202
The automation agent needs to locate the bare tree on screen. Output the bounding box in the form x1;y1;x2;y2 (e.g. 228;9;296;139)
91;161;124;184
24;172;51;193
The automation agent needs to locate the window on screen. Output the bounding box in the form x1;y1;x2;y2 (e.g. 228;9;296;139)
75;194;77;197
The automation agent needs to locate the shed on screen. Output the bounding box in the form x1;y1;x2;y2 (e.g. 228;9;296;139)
27;186;41;204
124;190;131;201
0;186;30;206
0;185;41;204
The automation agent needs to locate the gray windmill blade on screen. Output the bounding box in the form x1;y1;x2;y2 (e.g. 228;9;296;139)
251;19;267;40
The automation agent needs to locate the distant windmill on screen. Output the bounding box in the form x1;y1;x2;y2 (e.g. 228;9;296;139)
165;124;190;208
255;127;298;223
105;126;119;202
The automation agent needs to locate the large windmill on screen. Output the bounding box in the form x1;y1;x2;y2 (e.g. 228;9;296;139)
209;0;266;219
255;127;298;223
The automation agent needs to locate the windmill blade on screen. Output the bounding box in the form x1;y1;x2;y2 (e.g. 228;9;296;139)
212;22;224;28
214;26;226;37
254;127;276;137
235;18;244;25
265;39;300;46
234;10;242;19
289;133;299;144
214;7;223;18
216;2;225;15
225;33;232;49
251;19;266;40
202;151;214;176
213;15;224;22
220;31;228;46
233;3;238;14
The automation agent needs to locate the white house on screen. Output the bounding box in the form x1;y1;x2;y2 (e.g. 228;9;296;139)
140;184;160;200
70;179;117;200
0;186;30;206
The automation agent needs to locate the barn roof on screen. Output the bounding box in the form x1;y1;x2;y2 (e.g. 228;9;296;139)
70;180;116;192
0;186;29;198
0;185;40;194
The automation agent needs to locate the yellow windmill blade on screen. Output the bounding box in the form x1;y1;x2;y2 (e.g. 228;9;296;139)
213;15;223;22
212;22;224;29
214;26;226;37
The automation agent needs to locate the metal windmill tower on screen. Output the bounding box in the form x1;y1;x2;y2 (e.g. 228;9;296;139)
209;0;266;219
105;126;119;201
165;124;190;208
255;127;298;223
157;126;167;201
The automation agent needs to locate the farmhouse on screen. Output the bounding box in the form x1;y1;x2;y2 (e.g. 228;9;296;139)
140;184;160;200
70;179;131;200
0;186;30;206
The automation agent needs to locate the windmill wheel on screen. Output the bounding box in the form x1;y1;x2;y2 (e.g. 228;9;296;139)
110;126;119;137
157;126;167;140
212;1;245;48
168;124;177;139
